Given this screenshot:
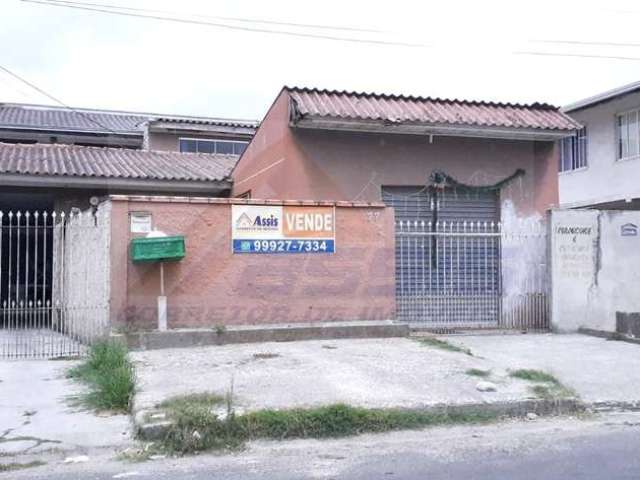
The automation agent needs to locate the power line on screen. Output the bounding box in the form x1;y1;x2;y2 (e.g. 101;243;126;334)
0;64;123;135
35;0;387;34
533;39;640;48
514;51;640;61
22;0;427;48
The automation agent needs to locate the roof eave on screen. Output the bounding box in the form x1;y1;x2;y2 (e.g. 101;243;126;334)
0;173;232;194
148;121;256;137
291;117;577;141
0;125;143;137
563;81;640;113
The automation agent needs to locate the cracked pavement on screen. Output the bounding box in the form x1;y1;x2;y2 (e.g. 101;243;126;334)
0;359;132;458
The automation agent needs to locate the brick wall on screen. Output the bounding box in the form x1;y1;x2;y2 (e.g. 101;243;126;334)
109;196;396;330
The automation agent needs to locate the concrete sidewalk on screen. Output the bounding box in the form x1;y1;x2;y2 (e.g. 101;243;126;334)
0;360;132;457
131;333;640;418
449;334;640;407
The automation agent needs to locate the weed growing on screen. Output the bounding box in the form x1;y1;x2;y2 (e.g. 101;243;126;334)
157;400;499;454
67;340;135;412
0;461;46;472
465;368;491;378
509;369;560;384
158;392;226;411
416;337;473;356
509;369;574;399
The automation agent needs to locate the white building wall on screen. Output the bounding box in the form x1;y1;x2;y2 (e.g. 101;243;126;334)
551;209;640;333
58;203;111;340
559;91;640;208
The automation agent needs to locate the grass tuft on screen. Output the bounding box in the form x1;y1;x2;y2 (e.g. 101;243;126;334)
158;403;499;454
159;392;226;411
0;461;46;472
416;337;473;356
465;368;491;378
509;369;560;385
509;369;575;399
67;340;135;413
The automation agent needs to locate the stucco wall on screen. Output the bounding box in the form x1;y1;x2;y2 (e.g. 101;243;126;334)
108;197;395;329
57;203;111;339
560;91;640;208
551;209;640;332
233;90;560;223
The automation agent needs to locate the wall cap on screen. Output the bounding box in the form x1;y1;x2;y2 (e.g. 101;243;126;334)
108;195;387;208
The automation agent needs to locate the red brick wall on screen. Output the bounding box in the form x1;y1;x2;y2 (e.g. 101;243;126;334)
109;197;395;330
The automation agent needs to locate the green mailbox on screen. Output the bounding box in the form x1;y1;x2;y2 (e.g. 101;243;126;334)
130;236;186;263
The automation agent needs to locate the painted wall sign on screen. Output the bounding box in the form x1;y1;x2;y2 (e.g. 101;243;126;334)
621;223;638;237
232;205;335;253
554;223;596;280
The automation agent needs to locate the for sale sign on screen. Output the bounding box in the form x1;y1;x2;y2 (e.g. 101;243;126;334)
231;205;335;253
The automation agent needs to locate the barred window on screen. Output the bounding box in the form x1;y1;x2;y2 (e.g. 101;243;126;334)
617;109;640;160
559;127;588;172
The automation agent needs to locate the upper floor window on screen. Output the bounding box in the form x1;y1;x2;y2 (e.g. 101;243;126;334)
617;109;640;160
559;127;588;172
179;138;248;155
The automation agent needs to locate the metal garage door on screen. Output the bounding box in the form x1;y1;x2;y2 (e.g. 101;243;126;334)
382;186;501;327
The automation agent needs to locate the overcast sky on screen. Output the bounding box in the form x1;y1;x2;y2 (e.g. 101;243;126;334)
1;0;639;120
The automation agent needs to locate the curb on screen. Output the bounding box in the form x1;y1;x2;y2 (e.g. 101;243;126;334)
133;398;585;442
578;328;640;346
114;321;410;351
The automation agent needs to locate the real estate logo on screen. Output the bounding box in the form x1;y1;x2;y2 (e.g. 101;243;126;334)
234;211;279;232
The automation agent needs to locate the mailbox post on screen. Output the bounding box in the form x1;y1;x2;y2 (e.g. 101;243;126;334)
130;232;185;331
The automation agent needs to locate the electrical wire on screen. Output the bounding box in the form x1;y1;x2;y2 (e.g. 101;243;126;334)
33;0;387;33
533;39;640;48
22;0;427;48
514;51;640;61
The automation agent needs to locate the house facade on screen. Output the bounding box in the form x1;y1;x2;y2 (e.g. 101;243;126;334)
560;80;640;209
233;87;580;327
233;88;578;225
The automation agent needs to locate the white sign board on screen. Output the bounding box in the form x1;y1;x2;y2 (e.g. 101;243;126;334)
231;205;335;254
130;212;153;233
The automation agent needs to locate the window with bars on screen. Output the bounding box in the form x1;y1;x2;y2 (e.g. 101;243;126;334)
559;127;588;172
179;138;248;155
617;109;640;161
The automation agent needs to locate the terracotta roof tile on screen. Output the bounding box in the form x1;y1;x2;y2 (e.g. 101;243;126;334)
287;87;581;131
0;143;236;183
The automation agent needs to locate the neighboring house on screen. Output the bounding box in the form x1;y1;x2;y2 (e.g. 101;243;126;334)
0;103;257;211
560;80;640;209
233;86;580;327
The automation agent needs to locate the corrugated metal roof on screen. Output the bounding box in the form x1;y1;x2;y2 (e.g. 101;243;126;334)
0;105;146;134
287;87;581;131
0;103;258;135
154;116;258;129
0;143;236;182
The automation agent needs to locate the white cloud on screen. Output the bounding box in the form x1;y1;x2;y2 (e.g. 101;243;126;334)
1;0;639;120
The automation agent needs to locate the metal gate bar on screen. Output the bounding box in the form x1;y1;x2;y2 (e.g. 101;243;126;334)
395;220;548;329
0;209;109;359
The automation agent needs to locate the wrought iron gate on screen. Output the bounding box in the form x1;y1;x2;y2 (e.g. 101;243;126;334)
395;219;549;329
0;208;110;359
